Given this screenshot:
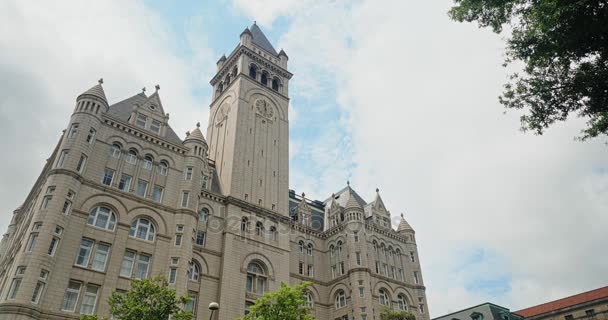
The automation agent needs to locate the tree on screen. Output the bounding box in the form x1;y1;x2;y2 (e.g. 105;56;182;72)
449;0;608;141
238;281;316;320
80;276;193;320
380;307;416;320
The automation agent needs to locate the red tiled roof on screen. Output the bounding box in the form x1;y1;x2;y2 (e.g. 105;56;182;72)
515;286;608;318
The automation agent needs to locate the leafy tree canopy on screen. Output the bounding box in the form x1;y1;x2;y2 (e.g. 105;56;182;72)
81;276;193;320
238;281;316;320
380;307;417;320
449;0;608;141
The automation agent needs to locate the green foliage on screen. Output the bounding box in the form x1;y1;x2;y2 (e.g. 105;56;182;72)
106;276;193;320
380;307;417;320
238;281;317;320
449;0;608;141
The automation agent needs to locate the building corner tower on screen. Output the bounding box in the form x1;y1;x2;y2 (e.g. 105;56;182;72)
207;22;292;215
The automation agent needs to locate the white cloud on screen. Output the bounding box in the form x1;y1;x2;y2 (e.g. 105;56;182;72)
234;0;608;317
0;1;215;233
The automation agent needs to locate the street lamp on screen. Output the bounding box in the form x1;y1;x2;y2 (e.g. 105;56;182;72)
208;302;219;320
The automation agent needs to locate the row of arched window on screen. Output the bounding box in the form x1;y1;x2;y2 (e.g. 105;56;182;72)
249;64;280;91
298;241;314;256
110;143;170;176
87;206;156;242
379;288;409;311
241;217;278;240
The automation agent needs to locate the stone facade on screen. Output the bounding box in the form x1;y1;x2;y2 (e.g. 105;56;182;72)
0;23;430;320
433;303;524;320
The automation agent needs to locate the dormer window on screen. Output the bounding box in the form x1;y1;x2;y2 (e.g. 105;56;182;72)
150;120;161;134
136;114;147;128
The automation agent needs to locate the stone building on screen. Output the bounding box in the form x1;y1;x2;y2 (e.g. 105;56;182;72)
515;286;608;320
0;23;429;320
433;303;524;320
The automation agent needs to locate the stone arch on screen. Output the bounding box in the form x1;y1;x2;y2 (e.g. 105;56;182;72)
157;152;176;167
243;88;286;120
394;287;415;307
372;280;395;297
192;253;209;275
241;252;275;280
210;95;235;126
328;282;350;300
79;194;128;222
127;206;168;236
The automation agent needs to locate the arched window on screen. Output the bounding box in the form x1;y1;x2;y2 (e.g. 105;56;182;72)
188;261;200;282
225;74;231;84
307;243;313;256
337;241;343;255
255;222;264;236
272;78;279;91
299;241;305;254
199;208;209;223
143;155;153;170
218;82;224;93
379;288;390;306
335;290;346;309
159;160;169;176
232;66;238;77
129;218;156;241
87;207;117;231
397;294;408;311
111;143;122;158
249;65;257;79
269;226;277;241
261;72;268;86
304;292;314;308
329;245;335;257
126;149;138;165
246;262;266;295
241;217;250;233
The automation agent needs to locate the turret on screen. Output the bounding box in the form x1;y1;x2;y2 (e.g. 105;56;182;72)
75;78;109;116
239;27;252;47
183;122;208;159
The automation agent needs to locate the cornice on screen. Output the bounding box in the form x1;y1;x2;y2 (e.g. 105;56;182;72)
210;46;292;86
102;116;187;155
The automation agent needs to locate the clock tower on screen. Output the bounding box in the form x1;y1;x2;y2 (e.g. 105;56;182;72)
207;22;292;215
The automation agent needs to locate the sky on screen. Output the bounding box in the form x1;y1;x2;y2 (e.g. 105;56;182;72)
1;0;607;317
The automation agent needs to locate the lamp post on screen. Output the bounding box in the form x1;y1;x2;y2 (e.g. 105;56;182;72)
208;302;219;320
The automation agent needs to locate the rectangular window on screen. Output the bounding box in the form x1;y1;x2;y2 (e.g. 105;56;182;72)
356;252;362;266
398;269;404;281
185;167;193;180
150;120;161;134
68;123;79;139
383;264;388;276
299;262;303;275
175;235;182;246
41;196;52;209
61;281;81;312
120;251;136;278
391;266;396;279
151;185;163;202
136;114;147;128
118;174;132;192
101;168;114;186
339;262;345;275
410;251;416;263
33;222;43;231
46;186;55;194
256;277;265;295
246;275;253;292
6;278;22;300
26;233;38;252
136;180;148;197
31;281;45;304
76;154;87;173
586;310;596;317
54;226;63;236
48;237;59;256
195;230;205;246
168;268;177;284
308;265;314;277
420;304;425;314
86;128;96;144
57;150;69;168
80;284;99;315
375;262;380;273
184;292;197;314
354;231;359;242
359;287;365;297
62;199;72;215
135;255;150;279
181;191;189;208
91;244;110;271
75;239;94;267
331;266;336;279
414;271;420;284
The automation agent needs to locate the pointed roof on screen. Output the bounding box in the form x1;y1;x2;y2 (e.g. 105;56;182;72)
106;92;182;145
397;213;414;232
371;188;387;211
141;88;166;115
344;191;363;210
78;80;107;104
325;184;367;209
250;23;278;55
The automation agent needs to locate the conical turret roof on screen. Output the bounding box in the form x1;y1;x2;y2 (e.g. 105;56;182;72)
78;79;107;104
184;122;206;143
397;213;414;232
344;188;363;211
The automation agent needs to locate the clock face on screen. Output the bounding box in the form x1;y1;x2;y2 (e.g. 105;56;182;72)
255;99;274;119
